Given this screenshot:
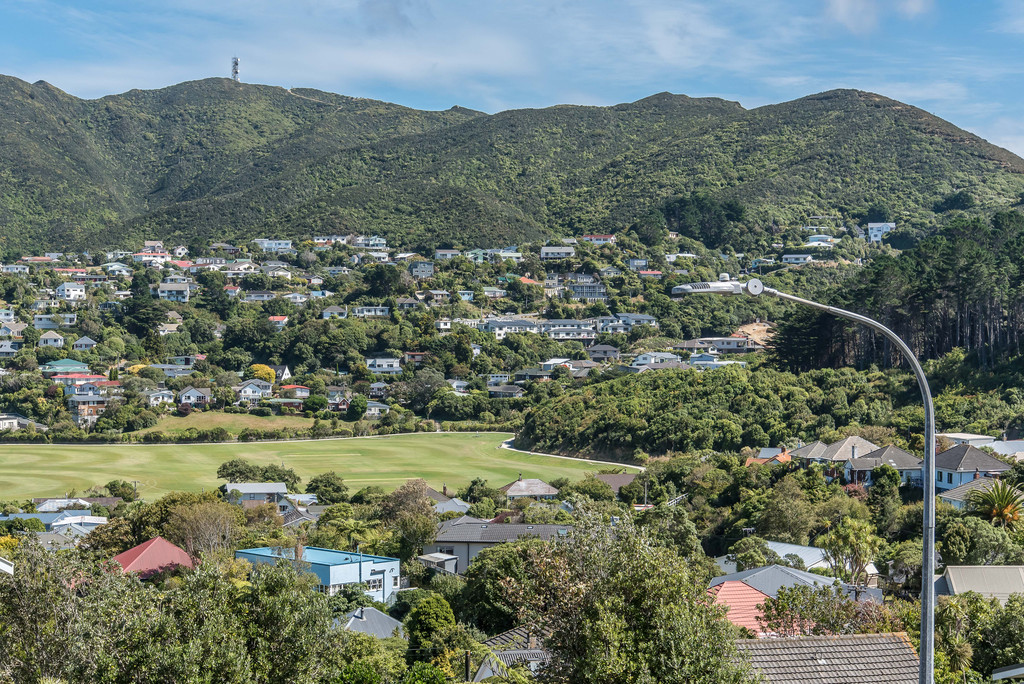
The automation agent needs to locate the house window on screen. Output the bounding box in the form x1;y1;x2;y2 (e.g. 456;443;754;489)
366;578;383;591
438;546;455;556
392;576;400;589
947;472;953;484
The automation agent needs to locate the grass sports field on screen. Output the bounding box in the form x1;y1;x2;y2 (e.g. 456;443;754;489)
0;433;638;500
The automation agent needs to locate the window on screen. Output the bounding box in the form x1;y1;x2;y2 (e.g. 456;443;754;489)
366;578;383;591
947;472;953;484
438;547;455;556
392;576;400;588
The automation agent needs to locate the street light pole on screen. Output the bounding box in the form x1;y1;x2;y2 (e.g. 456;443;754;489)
678;277;935;684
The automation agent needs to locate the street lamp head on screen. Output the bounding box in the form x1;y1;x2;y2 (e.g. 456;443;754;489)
674;274;765;297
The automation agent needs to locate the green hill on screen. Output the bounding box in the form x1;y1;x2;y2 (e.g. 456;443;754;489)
0;75;1021;251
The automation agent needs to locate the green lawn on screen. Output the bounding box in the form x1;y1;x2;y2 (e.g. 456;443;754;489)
0;433;638;500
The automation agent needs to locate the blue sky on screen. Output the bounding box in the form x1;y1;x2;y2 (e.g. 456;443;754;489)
2;0;1023;154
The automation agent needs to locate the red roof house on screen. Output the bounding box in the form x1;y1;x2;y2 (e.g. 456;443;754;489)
112;536;193;579
709;580;771;634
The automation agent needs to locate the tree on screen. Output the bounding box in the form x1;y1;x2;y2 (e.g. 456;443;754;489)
105;479;137;502
217;458;264;483
306;472;349;505
757;584;857;637
729;535;782;572
303;395;327;412
460;539;547;633
245;364;276;383
163;501;241;557
347;395;368;421
405;594;455;654
867;464;902;537
511;511;750;683
968;480;1023;529
819;518;883;586
941;516;1024;565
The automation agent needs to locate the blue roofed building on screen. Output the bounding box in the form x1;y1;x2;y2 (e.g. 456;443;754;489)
235;546;401;602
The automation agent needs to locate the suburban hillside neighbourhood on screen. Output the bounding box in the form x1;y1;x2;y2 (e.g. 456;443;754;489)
1;218;1024;683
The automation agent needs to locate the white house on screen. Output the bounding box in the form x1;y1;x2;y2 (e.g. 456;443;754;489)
56;282;86;302
782;254;814;265
632;351;680;367
351;306;389;318
365;357;402;375
364;401;391;418
251;238;293;253
434;249;461;260
581;234;616;245
178;386;213;406
37;331;65;348
156;283;191;303
142;389;175;407
540;245;575;260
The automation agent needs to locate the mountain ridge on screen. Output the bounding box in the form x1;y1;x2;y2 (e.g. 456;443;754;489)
0;74;1021;252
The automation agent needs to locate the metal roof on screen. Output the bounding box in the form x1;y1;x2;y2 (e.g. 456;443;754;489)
434;519;571;544
940;565;1024;605
342;607;404;639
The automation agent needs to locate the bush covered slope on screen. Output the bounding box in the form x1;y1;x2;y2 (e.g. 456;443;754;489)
1;75;1022;251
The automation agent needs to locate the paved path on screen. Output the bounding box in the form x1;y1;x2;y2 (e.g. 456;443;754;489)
497;438;645;472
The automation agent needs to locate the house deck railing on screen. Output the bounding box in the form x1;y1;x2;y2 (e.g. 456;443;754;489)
0;556;12;575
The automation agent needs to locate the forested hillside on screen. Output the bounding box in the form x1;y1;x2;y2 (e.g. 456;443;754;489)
1;75;1022;252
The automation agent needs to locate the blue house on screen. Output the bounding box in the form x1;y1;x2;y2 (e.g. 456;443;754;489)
235;547;401;602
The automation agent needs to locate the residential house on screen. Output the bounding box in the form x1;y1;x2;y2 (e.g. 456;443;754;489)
341;606;405;639
935;565;1024;605
791;436;880;470
709;565;882;611
224;482;293;513
235;379;272;405
736;633;919;683
483;318;539;340
632;352;680;367
593;473;637;498
251;238;293;253
782;254;814;265
489;385;526;399
614;313;658;331
352;305;390;318
424;516;572;572
627;257;649;270
1;321;27;338
581;234;616;245
156;282;192;303
322;305;347;319
868;222;896;243
587;344;620;362
499;476;559;500
2;264;29;275
352;235;387;250
539;245;575;260
244;290;276;303
268;315;289;331
280;384;310;399
56;282;86;302
482;286;506;299
33;313;76;329
364;401;391;418
148;363;193;378
365;357;402;376
434;249;461;260
237;547;400;600
37;331;65;348
268;365;291;381
936;432;995;447
844;445;923;486
71;336;97;351
67;393;108;427
472;627;550;682
0;341;21;358
112;537;193;579
142;389;175;406
178;387;213;406
934;444;1011;491
283;293;308;306
40;359;89;376
938;478;1024;511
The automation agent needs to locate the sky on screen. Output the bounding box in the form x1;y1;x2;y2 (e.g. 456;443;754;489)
2;0;1023;155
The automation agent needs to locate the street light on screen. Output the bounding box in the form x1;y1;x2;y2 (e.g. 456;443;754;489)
678;275;936;684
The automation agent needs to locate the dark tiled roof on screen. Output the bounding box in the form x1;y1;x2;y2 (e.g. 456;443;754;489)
935;444;1010;473
735;633;919;683
435;519;571;544
789;441;827;460
593;473;637;495
848;445;922;471
938;477;1022;503
484;625;540;649
342;607;404;639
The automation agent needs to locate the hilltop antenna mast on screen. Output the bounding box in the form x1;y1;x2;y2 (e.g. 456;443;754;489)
231;57;240;82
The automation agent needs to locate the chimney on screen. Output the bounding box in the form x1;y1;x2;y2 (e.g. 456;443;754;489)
974;468;980;480
518;472;523;481
851;445;857;460
528;632;538;649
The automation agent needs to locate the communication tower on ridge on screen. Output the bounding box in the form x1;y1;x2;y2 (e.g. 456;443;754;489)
231;57;240;82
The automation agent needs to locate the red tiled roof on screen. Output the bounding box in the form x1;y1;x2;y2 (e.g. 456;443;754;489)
268;315;288;321
520;277;540;285
52;374;107;380
709;580;770;633
280;384;308;389
111;536;193;579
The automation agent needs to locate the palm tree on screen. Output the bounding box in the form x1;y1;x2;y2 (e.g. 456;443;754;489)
968;480;1023;529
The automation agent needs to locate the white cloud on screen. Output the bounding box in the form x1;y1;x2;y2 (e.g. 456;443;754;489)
826;0;879;34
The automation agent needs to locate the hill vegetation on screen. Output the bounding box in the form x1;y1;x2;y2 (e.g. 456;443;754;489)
1;75;1022;252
